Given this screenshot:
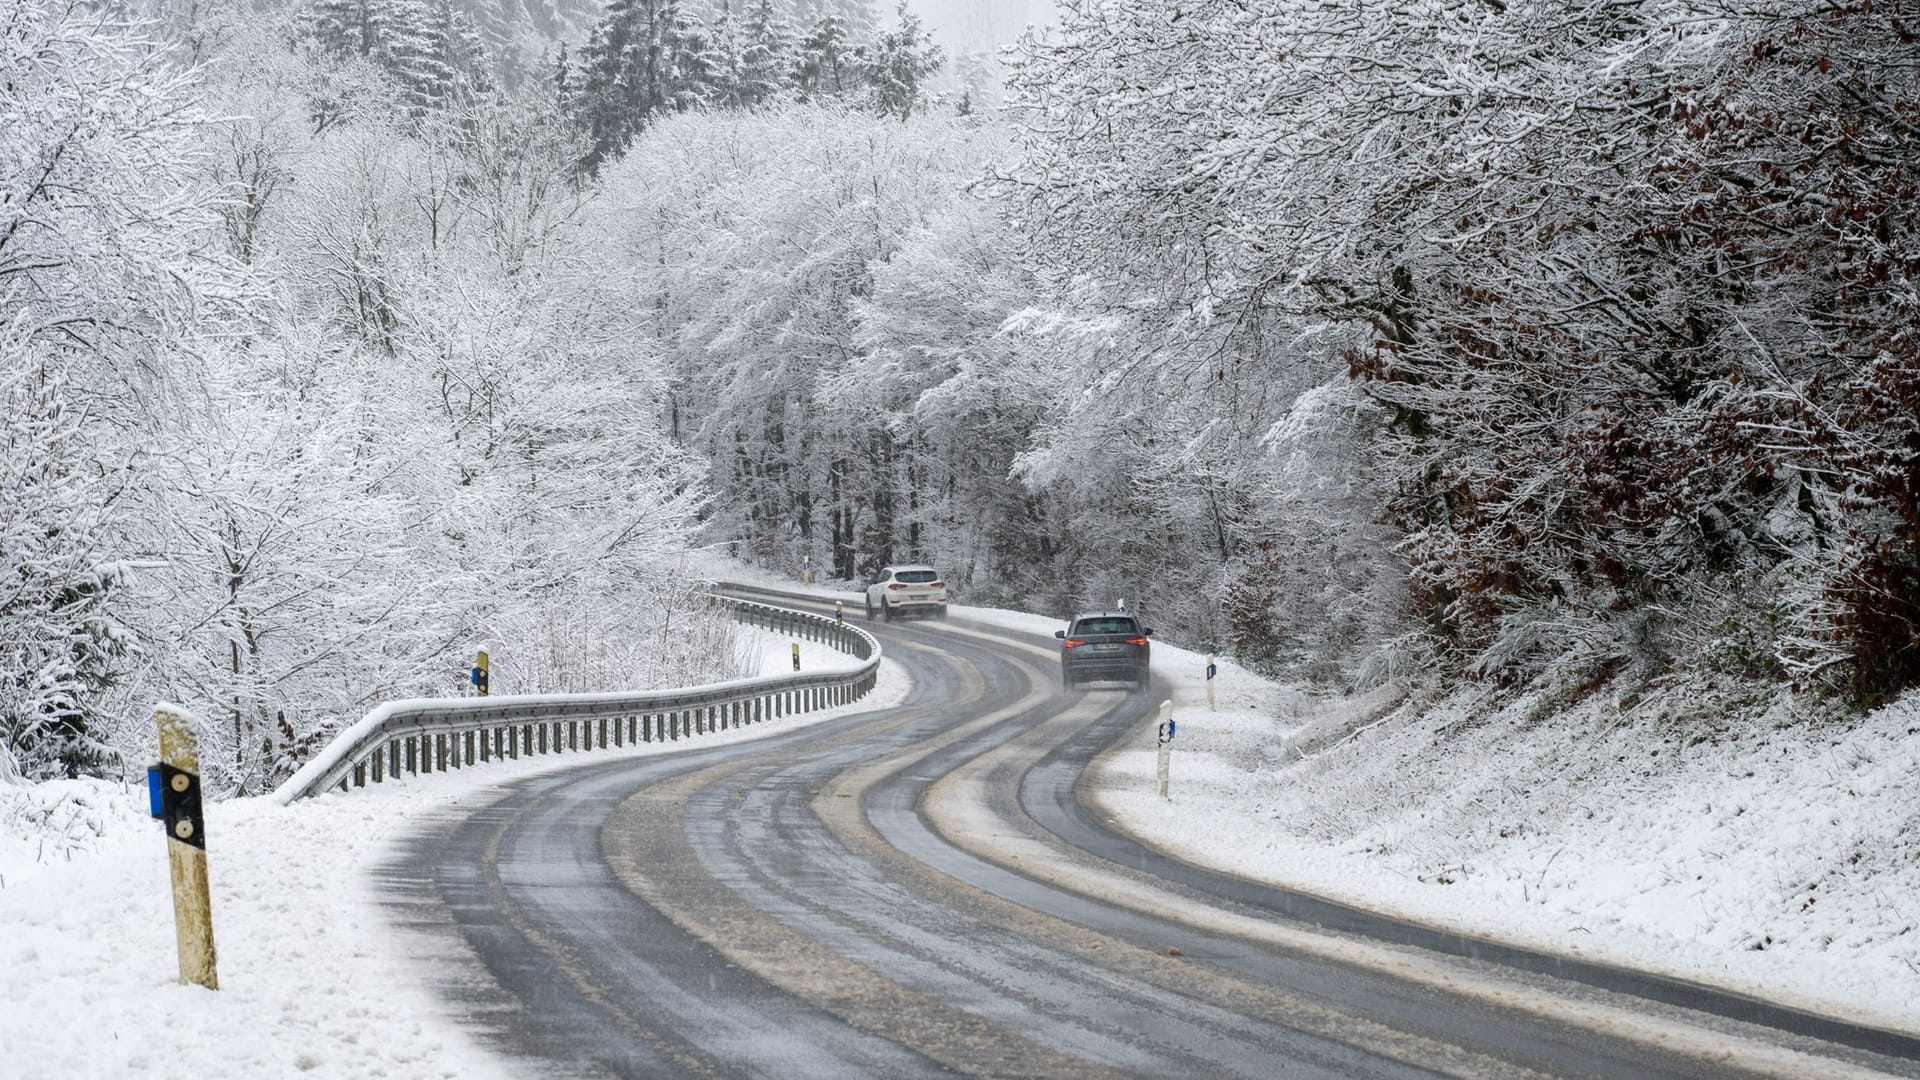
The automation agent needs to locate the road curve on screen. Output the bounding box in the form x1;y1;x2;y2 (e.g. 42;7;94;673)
383;587;1920;1079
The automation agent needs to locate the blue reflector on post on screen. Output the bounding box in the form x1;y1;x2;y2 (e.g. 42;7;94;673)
147;766;164;819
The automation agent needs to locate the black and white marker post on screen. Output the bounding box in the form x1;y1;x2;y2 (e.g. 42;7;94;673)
1155;700;1175;800
148;704;218;989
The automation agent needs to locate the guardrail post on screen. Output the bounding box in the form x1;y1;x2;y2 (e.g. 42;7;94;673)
153;705;218;990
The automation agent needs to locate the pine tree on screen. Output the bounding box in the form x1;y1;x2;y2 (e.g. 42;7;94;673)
304;0;493;119
793;14;858;98
706;2;742;107
865;2;940;121
571;0;719;173
739;0;792;105
663;10;716;112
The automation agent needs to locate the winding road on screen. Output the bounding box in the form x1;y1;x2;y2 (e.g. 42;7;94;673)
383;586;1920;1079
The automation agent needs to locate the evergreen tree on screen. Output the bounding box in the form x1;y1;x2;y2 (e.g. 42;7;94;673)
793;14;858;99
305;0;492;119
571;0;719;173
417;0;493;113
865;3;940;121
791;0;873;34
738;0;792;105
663;10;717;112
706;1;749;108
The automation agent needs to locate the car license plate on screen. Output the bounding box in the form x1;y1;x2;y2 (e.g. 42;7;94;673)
1093;643;1120;652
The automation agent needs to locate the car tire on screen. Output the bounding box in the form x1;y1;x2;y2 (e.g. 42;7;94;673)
1061;669;1075;690
1138;669;1152;692
882;602;893;622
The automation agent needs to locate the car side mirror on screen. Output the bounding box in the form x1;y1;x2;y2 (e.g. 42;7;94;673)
1144;628;1155;636
1054;630;1066;639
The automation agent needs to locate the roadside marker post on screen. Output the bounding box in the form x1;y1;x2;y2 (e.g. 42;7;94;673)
1155;700;1176;801
471;649;490;697
150;705;218;989
1206;655;1217;711
792;642;801;672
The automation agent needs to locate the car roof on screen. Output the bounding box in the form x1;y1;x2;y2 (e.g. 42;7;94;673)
887;564;938;573
1070;610;1136;621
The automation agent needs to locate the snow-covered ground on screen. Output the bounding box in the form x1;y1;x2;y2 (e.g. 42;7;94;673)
7;578;1916;1079
1089;640;1920;1036
0;625;907;1080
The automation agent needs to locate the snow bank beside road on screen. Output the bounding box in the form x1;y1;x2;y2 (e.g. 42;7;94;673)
1091;657;1920;1036
0;625;908;1080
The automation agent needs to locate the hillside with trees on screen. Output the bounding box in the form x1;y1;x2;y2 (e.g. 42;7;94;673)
2;0;1915;794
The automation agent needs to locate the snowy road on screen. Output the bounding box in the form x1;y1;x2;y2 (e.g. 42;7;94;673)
389;587;1920;1079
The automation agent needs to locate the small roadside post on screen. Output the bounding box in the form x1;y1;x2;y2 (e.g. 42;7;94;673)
803;554;814;586
1206;654;1217;711
1155;700;1176;801
835;600;844;622
471;648;490;697
148;704;218;989
792;642;801;672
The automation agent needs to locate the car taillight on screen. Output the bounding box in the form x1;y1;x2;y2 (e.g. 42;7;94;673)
1126;637;1148;646
888;583;908;590
930;581;944;589
1063;638;1086;649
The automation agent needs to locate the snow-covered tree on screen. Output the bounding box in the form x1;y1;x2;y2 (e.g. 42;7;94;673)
570;0;718;173
792;13;859;98
0;347;122;779
864;2;941;121
0;0;232;775
737;0;793;105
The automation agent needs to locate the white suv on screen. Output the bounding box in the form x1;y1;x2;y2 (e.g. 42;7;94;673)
864;564;949;620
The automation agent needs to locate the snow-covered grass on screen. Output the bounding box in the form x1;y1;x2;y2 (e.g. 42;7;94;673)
0;624;908;1080
1091;647;1920;1035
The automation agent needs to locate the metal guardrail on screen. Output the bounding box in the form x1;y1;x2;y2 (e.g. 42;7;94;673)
273;595;878;804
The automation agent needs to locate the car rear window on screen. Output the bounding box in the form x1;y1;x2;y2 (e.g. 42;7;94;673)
1073;617;1138;635
895;570;939;584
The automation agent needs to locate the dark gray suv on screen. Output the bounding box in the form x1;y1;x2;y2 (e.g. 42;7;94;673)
1055;612;1153;690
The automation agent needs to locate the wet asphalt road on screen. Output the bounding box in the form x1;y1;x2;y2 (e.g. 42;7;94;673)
384;588;1920;1079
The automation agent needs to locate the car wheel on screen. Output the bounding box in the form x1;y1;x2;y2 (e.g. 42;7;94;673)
864;600;874;620
1061;669;1075;690
1138;668;1152;692
882;602;893;621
